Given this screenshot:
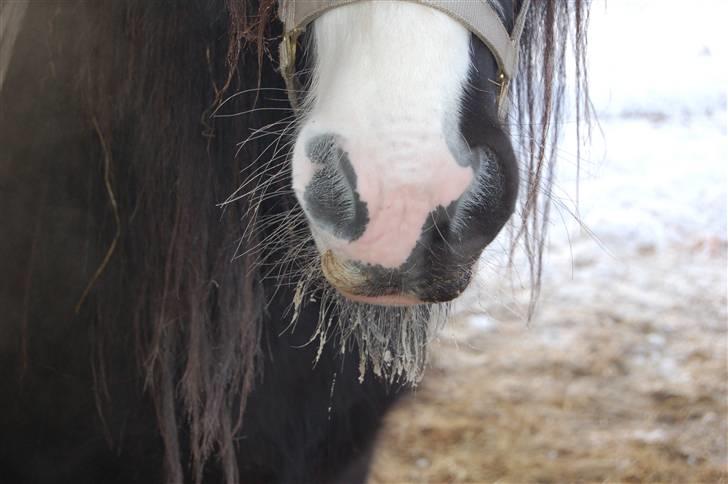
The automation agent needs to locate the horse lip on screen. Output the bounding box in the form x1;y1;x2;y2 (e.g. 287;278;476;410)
320;250;419;305
320;250;368;292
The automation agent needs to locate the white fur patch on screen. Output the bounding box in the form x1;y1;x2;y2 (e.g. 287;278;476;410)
291;1;476;268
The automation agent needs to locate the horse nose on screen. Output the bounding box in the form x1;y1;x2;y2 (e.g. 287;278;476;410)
293;127;486;304
295;128;478;267
302;134;369;241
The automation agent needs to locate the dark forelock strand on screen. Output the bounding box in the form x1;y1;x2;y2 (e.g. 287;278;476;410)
512;0;593;317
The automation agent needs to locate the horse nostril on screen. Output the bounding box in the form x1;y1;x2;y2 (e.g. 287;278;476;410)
306;134;341;166
303;134;369;241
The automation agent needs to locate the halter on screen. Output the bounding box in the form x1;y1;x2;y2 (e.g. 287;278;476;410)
277;0;531;119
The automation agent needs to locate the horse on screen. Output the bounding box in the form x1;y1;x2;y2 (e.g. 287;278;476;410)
0;1;590;482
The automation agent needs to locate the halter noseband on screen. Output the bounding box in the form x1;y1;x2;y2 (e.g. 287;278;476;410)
277;0;531;120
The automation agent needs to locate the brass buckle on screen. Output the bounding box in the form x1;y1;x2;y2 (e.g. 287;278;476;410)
496;71;510;121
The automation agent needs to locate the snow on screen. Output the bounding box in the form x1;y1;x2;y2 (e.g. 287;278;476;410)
585;0;727;120
552;0;727;254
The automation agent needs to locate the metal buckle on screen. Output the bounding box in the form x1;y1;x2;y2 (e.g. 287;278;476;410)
496;71;510;120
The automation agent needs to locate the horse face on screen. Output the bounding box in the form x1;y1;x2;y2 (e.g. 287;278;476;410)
291;2;518;305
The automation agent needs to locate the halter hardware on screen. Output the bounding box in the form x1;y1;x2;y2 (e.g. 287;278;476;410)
277;0;531;119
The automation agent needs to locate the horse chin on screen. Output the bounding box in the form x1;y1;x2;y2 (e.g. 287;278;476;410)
319;247;474;306
314;288;450;385
336;292;422;307
318;249;417;306
286;246;449;384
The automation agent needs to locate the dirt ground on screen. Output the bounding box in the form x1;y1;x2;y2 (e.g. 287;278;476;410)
369;239;727;483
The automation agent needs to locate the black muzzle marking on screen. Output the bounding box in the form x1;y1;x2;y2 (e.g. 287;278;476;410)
303;134;369;241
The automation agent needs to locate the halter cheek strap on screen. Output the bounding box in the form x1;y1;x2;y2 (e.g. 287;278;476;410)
277;0;531;120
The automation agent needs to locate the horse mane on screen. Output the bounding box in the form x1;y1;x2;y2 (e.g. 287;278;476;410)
513;0;592;314
1;1;590;482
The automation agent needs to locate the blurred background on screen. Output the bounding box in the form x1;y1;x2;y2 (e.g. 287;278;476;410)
370;1;727;482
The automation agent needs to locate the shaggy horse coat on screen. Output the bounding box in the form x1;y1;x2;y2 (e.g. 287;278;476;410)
0;1;590;483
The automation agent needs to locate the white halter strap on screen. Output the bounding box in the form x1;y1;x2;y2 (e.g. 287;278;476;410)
277;0;531;119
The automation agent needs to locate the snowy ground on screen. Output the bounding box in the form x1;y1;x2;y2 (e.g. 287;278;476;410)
371;1;727;482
